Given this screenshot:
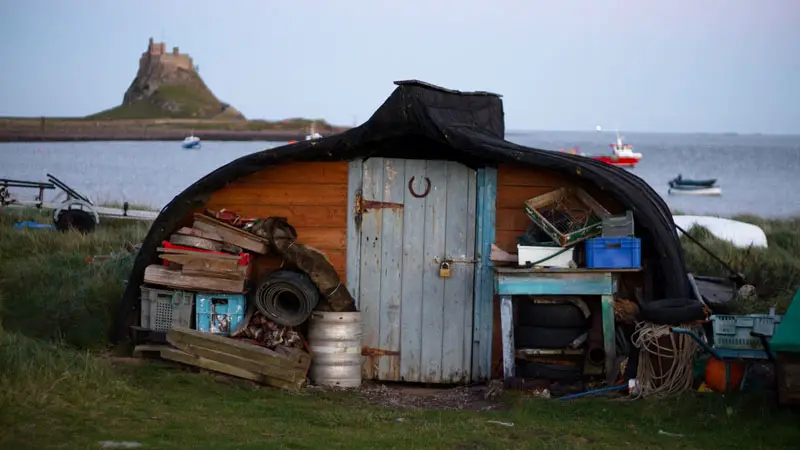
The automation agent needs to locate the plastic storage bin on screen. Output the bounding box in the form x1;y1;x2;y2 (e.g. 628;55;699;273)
517;244;575;268
585;237;641;269
140;286;194;332
195;293;246;336
602;210;634;237
711;313;784;350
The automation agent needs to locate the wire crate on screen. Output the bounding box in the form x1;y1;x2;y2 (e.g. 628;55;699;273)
523;187;611;247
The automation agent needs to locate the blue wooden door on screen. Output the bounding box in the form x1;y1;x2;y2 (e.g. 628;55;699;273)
347;158;477;383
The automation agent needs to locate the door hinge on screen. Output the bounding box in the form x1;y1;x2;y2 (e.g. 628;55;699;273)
355;191;403;214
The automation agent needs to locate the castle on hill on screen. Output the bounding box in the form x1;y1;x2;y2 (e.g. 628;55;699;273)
102;37;245;120
141;37;194;72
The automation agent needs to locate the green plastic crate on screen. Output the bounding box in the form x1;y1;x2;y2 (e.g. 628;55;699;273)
711;314;784;350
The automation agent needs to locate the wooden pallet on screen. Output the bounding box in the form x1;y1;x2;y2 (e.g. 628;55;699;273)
161;327;310;391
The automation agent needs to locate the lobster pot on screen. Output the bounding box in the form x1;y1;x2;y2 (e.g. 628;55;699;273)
308;311;363;388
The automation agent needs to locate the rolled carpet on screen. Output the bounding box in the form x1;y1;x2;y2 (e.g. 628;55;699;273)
253;270;320;326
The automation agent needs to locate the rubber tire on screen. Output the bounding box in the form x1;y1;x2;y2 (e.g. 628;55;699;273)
517;361;583;381
517;300;588;328
515;326;587;349
639;298;706;325
55;209;96;234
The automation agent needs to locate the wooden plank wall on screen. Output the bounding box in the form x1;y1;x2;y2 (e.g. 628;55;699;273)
202;162;349;281
490;164;625;379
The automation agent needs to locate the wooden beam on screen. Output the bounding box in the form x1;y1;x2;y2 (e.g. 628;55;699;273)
192;213;269;254
157;247;242;260
180;268;246;280
144;265;246;293
160;348;305;391
160;253;244;273
171;342;307;383
166;327;310;371
169;233;226;252
175;226;225;242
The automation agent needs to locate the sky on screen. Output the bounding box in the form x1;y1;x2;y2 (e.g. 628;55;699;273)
0;0;798;134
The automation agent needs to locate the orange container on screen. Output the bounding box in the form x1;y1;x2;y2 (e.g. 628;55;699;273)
705;358;745;392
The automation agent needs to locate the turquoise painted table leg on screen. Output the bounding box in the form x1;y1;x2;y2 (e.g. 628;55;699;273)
601;294;617;384
500;295;515;380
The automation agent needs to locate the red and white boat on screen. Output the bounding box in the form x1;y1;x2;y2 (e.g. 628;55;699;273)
589;132;642;167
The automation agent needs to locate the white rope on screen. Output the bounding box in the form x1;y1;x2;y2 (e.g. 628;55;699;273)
630;321;699;398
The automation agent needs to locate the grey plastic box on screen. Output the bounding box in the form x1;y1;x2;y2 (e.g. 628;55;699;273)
602;210;634;237
140;285;194;332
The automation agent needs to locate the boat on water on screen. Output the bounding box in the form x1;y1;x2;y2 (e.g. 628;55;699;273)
182;135;201;149
668;173;721;195
669;174;717;188
305;121;323;141
559;130;642;168
668;185;722;196
589;131;642;167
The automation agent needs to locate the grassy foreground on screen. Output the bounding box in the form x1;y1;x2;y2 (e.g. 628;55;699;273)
0;207;798;449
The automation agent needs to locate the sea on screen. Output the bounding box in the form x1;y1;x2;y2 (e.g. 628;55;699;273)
2;131;799;218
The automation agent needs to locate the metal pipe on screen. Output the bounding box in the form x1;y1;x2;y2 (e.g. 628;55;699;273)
675;224;744;283
670;327;721;359
557;383;627;400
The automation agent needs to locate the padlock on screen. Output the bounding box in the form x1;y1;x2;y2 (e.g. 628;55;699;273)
439;261;452;278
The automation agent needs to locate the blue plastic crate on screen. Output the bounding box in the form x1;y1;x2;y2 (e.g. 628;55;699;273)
586;237;641;269
195;293;246;336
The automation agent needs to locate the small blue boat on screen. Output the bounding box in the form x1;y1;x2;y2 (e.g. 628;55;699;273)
669;174;716;188
182;135;201;149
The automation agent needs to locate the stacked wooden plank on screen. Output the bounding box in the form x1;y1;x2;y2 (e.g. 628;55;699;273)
135;210;360;390
143;213;271;293
161;327;311;390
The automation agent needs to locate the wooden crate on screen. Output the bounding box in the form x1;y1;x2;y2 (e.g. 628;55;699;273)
523;187;610;247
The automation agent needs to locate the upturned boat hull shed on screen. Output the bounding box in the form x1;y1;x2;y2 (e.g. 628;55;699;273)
113;80;691;383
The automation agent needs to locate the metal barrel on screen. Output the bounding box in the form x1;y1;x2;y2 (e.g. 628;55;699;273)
308;311;362;388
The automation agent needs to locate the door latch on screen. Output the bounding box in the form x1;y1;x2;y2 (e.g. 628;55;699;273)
434;257;477;265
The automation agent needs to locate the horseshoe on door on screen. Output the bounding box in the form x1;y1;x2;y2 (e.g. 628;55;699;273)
408;176;431;198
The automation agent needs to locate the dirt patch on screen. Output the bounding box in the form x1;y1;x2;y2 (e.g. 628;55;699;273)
355;380;507;411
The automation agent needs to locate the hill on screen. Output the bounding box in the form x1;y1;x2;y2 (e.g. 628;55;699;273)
89;38;245;120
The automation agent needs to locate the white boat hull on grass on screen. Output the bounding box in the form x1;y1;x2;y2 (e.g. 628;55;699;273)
668;186;722;196
672;215;768;248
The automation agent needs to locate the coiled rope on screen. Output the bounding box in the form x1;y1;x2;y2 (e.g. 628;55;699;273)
253;270;320;326
630;321;699;398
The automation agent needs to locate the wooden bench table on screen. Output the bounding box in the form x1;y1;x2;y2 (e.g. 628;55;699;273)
494;266;641;385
